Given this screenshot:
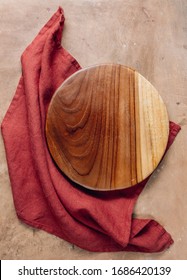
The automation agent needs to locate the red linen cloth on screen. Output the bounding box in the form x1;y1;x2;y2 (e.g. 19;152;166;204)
1;7;181;252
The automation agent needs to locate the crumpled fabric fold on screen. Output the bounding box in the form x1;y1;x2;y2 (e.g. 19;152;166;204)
1;7;181;252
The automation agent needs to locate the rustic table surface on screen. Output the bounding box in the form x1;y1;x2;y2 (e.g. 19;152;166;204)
0;0;187;260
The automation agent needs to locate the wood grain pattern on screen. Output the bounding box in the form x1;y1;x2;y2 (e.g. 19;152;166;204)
46;64;169;190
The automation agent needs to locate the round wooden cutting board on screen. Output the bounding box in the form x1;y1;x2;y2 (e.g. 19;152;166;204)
46;64;169;191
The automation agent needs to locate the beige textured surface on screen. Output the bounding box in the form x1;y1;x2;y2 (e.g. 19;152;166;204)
0;0;187;260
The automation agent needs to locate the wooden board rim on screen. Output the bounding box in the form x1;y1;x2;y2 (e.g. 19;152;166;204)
45;64;169;191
